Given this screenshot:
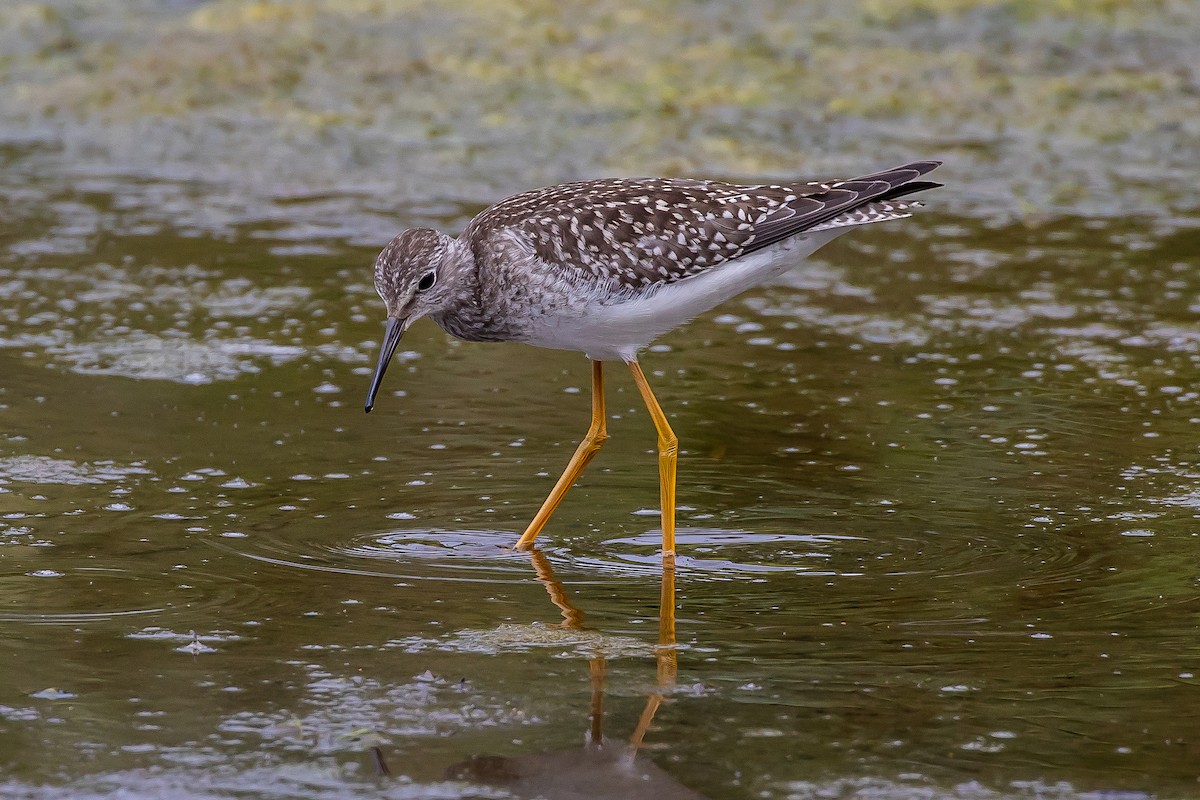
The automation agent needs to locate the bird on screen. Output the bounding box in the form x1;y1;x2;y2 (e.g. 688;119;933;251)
365;160;942;559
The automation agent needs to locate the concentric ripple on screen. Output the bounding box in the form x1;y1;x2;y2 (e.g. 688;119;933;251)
0;559;273;630
313;526;864;582
216;528;535;584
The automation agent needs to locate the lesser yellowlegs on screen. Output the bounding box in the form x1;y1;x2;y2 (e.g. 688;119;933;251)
365;161;942;557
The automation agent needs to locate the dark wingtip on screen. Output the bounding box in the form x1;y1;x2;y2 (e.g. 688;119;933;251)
877;179;943;202
898;159;943;175
853;160;943;185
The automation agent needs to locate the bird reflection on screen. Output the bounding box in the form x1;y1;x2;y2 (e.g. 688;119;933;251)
445;550;705;799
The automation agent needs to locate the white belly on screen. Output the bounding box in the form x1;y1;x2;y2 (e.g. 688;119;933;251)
519;229;847;361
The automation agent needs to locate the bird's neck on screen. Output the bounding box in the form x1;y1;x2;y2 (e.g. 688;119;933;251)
428;238;502;342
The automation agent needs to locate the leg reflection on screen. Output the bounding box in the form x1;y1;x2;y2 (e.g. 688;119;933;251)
529;548;607;745
525;548;678;754
446;551;699;798
528;547;587;630
629;554;676;756
589;655;606;746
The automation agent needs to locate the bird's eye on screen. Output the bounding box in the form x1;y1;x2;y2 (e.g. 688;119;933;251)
417;271;436;292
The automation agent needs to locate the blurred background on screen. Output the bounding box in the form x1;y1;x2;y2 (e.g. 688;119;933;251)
4;0;1198;230
2;2;1200;799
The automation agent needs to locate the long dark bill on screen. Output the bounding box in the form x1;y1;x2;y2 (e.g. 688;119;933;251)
365;317;405;413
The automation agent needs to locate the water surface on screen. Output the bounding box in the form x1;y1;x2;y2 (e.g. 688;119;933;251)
2;156;1199;798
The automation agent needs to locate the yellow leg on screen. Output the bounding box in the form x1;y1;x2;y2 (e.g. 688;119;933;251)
516;360;608;550
627;360;678;558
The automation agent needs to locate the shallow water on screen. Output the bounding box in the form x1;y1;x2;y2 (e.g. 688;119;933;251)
3;160;1200;799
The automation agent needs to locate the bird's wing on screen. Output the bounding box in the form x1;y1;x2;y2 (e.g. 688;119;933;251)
466;161;941;289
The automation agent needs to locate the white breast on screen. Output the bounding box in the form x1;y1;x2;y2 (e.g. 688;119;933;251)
519;228;848;361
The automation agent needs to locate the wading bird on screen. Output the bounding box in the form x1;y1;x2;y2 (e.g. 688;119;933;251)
366;161;942;558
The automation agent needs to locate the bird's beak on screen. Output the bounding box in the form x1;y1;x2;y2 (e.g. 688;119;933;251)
365;316;405;413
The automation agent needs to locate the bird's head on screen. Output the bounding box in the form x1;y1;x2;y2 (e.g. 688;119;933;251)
365;227;457;413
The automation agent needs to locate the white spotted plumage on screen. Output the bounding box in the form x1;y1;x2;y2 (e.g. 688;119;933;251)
372;161;942;361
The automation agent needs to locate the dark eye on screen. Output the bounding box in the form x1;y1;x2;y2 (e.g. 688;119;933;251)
417;271;436;292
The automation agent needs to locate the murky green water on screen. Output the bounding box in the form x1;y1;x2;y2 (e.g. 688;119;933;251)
3;144;1200;799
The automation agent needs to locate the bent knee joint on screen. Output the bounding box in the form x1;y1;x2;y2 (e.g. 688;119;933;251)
582;430;608;453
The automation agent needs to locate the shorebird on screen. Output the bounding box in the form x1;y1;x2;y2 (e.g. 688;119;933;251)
365;161;942;557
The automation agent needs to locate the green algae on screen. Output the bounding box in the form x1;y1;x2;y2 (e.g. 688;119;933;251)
0;0;1197;220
